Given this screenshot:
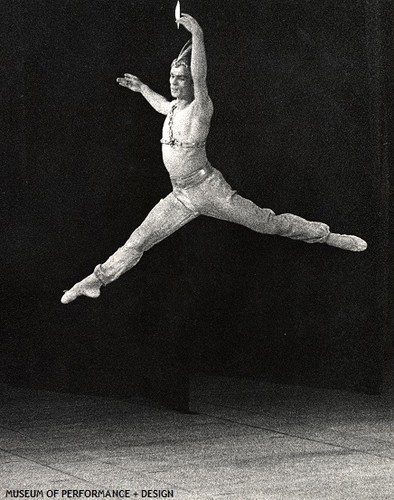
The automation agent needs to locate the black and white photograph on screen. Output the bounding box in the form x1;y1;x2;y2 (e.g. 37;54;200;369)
1;0;393;498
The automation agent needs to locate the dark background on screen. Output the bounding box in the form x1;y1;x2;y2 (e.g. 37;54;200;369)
1;0;392;411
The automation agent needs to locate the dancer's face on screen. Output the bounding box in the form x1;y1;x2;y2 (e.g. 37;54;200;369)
169;65;193;100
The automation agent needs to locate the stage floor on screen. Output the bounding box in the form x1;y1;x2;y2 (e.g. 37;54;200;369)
1;375;393;499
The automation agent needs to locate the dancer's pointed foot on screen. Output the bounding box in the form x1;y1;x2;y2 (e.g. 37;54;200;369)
326;233;367;252
61;274;102;304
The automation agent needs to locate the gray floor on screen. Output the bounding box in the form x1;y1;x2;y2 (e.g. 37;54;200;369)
1;375;393;500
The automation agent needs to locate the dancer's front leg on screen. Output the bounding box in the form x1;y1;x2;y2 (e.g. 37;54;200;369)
61;193;197;304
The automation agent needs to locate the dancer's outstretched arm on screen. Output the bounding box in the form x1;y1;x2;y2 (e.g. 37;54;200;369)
178;14;211;105
117;73;171;115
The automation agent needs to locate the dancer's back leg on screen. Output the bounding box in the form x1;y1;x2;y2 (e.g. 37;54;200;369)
191;169;367;251
211;193;366;250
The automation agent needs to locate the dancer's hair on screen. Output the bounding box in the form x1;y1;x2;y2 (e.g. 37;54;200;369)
171;39;192;72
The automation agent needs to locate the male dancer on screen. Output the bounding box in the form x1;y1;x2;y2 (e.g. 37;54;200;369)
61;13;367;304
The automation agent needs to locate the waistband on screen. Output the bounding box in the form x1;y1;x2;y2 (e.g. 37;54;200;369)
170;164;213;189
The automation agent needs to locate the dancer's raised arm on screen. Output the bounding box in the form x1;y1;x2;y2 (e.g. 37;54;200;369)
177;14;210;103
117;73;171;115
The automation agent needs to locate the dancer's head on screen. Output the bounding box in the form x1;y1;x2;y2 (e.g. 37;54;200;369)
170;39;193;100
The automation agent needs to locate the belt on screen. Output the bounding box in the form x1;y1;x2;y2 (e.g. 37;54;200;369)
170;164;213;189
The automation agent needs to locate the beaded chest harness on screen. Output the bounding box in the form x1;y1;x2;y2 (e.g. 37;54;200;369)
161;103;206;149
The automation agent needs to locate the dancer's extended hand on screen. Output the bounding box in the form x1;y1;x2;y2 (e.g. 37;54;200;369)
177;13;203;37
116;74;143;92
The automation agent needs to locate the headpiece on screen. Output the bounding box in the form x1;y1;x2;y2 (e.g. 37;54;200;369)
172;39;192;69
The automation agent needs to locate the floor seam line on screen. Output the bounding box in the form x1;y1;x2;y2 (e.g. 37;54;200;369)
0;446;102;486
196;410;394;462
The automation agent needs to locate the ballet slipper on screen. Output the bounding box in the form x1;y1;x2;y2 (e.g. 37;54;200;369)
326;233;367;252
61;275;101;304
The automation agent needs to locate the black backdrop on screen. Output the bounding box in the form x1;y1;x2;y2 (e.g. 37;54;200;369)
1;0;391;410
